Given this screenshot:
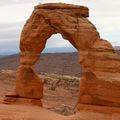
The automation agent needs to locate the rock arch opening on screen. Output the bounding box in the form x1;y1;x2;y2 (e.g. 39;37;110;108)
43;33;77;53
34;33;80;115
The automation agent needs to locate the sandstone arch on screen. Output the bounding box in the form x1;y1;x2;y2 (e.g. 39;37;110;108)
19;3;99;66
5;3;120;109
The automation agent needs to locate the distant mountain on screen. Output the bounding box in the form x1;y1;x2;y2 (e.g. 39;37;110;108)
0;52;81;77
0;47;77;56
114;46;120;50
43;47;77;53
1;46;119;56
0;51;19;56
0;55;5;58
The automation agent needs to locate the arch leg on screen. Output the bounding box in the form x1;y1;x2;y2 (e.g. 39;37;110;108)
15;65;43;99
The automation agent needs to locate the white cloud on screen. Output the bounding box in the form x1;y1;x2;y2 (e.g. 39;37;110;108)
0;3;37;22
0;0;120;54
45;34;74;48
0;0;38;6
0;2;37;53
39;0;76;4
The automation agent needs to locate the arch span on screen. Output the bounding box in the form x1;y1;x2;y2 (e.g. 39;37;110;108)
6;3;120;109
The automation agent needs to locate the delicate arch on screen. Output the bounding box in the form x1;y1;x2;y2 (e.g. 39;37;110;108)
19;3;102;66
6;3;120;109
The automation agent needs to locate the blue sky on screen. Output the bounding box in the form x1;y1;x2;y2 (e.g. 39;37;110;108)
0;0;120;54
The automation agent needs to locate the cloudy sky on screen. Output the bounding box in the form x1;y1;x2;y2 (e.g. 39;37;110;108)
0;0;120;54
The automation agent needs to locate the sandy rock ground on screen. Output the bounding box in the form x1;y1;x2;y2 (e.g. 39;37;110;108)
0;104;120;120
0;70;79;115
0;70;120;120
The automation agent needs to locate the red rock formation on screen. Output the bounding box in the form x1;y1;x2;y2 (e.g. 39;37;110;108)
4;3;120;109
16;66;43;99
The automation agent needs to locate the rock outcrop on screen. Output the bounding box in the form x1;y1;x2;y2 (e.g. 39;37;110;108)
4;2;120;112
78;49;120;107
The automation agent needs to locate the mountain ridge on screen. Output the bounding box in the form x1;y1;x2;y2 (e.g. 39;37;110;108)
0;47;77;55
0;52;81;77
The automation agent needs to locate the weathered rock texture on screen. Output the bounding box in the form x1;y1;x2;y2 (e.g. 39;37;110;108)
0;104;120;120
5;3;120;109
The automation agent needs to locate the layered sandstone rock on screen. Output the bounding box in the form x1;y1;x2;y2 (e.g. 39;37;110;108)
5;3;120;110
15;66;43;99
78;49;120;107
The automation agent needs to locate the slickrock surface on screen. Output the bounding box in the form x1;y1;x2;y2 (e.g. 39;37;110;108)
0;104;120;120
0;104;65;120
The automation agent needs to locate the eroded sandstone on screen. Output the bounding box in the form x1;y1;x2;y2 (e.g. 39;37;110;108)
4;3;120;111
